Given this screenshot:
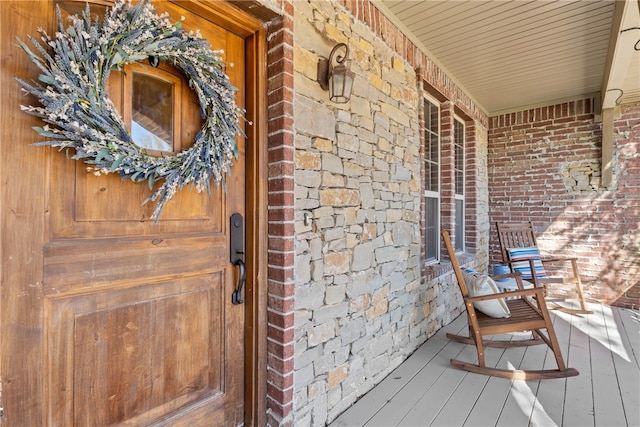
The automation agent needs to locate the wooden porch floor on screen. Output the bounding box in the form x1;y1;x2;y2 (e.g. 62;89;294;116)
331;303;640;427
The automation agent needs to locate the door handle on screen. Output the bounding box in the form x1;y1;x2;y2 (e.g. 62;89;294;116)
232;259;245;305
230;213;245;305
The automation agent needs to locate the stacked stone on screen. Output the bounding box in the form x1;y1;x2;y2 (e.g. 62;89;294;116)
291;3;427;425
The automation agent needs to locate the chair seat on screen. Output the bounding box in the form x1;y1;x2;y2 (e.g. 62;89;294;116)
476;299;547;335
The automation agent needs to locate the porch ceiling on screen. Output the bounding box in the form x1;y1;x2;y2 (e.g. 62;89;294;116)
375;0;640;116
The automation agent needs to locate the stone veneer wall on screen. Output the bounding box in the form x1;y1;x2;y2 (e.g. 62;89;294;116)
292;5;425;421
488;100;640;308
279;1;489;426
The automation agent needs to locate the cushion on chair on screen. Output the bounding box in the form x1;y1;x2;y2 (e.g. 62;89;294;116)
462;269;511;318
507;247;547;280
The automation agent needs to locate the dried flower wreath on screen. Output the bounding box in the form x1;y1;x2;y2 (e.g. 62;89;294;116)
17;0;243;221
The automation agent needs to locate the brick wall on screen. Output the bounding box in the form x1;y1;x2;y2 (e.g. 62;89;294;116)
615;103;640;308
488;100;640;308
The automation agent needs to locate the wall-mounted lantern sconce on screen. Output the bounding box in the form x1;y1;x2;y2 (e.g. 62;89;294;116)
317;43;355;103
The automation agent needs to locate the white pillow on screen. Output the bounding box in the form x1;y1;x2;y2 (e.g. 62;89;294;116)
462;269;510;318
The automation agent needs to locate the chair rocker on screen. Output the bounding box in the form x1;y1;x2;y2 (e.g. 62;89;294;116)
496;221;592;315
442;230;579;380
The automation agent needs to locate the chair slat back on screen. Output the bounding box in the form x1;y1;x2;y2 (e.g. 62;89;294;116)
496;221;538;263
442;230;470;298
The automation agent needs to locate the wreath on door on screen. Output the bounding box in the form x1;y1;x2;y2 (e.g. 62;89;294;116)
16;0;243;221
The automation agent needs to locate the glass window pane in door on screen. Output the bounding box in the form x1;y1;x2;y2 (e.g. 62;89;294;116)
131;72;174;152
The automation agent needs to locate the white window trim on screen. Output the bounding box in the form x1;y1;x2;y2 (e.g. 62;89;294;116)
424;94;441;264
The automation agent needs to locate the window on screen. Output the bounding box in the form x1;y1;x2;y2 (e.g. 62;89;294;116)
116;62;191;155
454;117;465;252
131;71;175;152
424;97;440;263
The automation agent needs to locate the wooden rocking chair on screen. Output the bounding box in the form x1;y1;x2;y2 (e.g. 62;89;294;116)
442;230;579;380
496;221;592;315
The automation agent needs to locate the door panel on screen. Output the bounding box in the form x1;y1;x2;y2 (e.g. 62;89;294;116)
1;1;247;425
51;4;228;234
46;274;224;425
69;60;210;225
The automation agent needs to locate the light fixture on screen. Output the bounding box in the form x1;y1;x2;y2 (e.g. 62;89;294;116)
317;43;355;103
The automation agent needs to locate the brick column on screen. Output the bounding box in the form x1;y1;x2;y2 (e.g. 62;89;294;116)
465;120;479;253
265;4;295;425
440;101;455;241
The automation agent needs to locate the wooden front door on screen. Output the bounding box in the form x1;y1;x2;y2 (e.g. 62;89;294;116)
0;1;263;425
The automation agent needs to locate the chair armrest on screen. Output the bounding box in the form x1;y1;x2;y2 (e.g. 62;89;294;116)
539;256;577;263
464;286;544;303
491;272;527;290
502;256;577;265
491;272;521;281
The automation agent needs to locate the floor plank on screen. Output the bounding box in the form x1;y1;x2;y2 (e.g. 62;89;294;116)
330;305;640;427
329;316;468;427
560;308;596;427
365;338;469;425
463;342;526;427
531;308;571;426
589;305;627;427
495;342;546;427
607;306;640;426
396;343;476;426
615;307;640;368
428;354;493;426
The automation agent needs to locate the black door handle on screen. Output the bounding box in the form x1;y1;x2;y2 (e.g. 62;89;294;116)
230;213;245;305
232;259;245;305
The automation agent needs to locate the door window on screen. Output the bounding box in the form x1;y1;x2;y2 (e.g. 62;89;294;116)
124;63;184;154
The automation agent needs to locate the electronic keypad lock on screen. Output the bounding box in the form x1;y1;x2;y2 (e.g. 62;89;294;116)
230;213;245;305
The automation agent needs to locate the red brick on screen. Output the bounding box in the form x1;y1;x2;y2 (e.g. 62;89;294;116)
267;295;295;314
268;310;294;330
489;98;639;307
267;266;294;284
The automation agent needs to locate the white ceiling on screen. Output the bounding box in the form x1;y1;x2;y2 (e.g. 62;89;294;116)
375;0;640;116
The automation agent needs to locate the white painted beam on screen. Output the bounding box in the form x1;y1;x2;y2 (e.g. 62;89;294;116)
601;108;615;188
601;0;640;110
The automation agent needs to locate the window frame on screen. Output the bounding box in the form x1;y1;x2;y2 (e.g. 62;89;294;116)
121;62;186;156
423;94;441;264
